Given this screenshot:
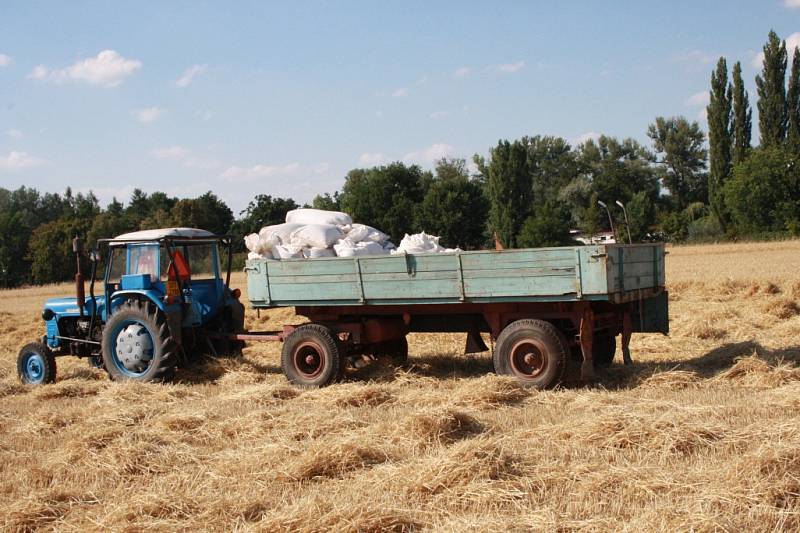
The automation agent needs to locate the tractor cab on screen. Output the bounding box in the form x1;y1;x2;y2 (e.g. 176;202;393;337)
23;228;244;385
104;228;230;327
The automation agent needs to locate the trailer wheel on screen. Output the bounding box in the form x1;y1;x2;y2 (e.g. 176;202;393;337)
376;337;409;367
281;324;343;388
17;341;57;385
101;300;177;383
493;319;567;389
593;332;616;368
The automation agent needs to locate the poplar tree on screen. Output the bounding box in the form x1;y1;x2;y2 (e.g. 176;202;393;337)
486;139;531;248
731;61;752;164
707;57;732;229
755;30;787;148
786;46;800;153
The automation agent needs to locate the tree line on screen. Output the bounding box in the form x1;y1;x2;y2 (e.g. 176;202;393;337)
1;30;799;288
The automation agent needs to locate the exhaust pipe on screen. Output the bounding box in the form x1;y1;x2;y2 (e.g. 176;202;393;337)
73;236;85;317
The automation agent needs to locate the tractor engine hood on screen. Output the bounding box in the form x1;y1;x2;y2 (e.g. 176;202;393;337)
43;297;105;320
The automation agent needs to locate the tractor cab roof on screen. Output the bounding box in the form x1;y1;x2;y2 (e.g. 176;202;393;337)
102;228;229;246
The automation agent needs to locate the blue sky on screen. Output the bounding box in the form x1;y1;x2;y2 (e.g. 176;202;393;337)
1;1;799;214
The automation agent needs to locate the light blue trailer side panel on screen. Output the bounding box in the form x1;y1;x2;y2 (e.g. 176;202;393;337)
245;243;665;308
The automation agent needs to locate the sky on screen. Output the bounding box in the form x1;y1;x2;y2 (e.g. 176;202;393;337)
1;1;799;215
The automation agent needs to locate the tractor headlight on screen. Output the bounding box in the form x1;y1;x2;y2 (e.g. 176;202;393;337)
42;308;55;321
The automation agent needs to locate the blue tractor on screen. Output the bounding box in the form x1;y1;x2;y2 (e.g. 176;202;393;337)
17;228;245;384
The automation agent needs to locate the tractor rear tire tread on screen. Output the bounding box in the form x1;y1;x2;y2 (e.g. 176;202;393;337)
101;299;177;383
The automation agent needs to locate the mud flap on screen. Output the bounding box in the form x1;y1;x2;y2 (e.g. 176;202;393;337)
631;291;669;334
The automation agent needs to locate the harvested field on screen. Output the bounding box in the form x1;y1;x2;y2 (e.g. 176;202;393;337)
2;239;800;531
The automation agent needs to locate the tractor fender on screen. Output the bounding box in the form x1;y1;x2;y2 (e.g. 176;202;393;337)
109;291;183;345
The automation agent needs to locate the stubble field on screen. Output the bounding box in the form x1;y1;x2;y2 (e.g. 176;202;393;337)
2;240;800;532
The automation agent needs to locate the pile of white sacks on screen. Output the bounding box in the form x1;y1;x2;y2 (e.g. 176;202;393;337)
245;208;458;260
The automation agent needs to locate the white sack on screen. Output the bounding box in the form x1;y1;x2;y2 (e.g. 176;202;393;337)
346;223;389;244
259;222;303;245
273;244;304;260
303;247;336;259
289;224;343;249
247;250;273;260
286;208;353;226
393;232;460;254
244;233;263;253
333;239;388;257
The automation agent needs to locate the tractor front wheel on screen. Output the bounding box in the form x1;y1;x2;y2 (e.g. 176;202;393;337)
17;341;57;385
101;300;178;383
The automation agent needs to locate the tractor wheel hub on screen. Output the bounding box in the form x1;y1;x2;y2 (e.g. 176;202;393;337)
115;324;154;372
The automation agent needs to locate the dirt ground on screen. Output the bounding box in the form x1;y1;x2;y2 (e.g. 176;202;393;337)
2;240;800;532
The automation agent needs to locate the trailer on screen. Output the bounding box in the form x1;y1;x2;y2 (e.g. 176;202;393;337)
233;243;668;389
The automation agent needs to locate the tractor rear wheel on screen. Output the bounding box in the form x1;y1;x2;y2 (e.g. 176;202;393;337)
493;319;567;389
17;341;57;385
281;324;343;388
101;300;178;382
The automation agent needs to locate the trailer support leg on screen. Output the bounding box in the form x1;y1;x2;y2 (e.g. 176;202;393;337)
579;308;595;382
621;312;633;366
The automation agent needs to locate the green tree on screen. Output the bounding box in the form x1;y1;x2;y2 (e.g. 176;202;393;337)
517;202;573;248
723;147;800;233
526;136;580;203
236;195;298;234
312;192;340;211
485;139;531;248
787;47;800;153
0;212;30;287
647;116;708;209
625;191;656;242
416;158;488;249
339;162;429;242
707;57;733;229
731;61;753;164
756;30;788;148
170;192;233;236
577;136;659;226
28;218;91;284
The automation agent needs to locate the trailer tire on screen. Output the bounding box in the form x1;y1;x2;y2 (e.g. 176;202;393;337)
17;341;57;385
101;300;178;383
593;332;616;368
493;319;567;389
282;324;343;388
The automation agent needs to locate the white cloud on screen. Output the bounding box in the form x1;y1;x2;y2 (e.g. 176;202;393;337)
785;0;800;8
150;146;190;160
150;146;219;170
131;107;165;123
697;107;708;121
0;151;45;170
671;49;716;67
221;162;301;182
685;91;710;107
175;64;207;87
403;143;455;165
453;66;471;78
0;54;12;67
493;61;525;73
391;87;409;97
572;132;601;146
429;110;449;120
196;110;213;121
4;129;22;139
313;162;331;174
27;50;141;87
358;152;385;166
753;32;800;68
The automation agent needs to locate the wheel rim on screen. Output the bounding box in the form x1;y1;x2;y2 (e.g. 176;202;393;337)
509;339;547;380
292;341;327;379
110;319;155;377
21;351;45;383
